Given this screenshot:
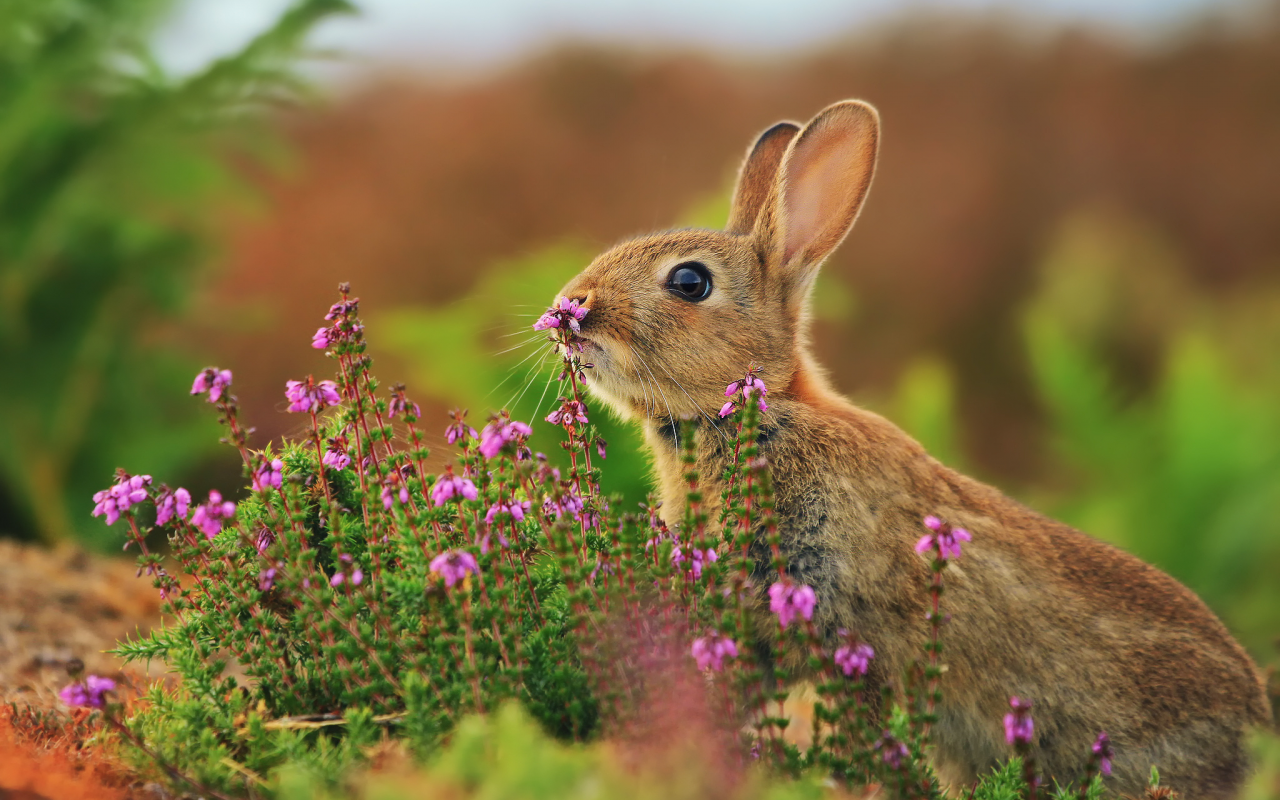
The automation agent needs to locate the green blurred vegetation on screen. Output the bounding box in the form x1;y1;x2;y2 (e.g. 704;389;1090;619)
886;210;1280;658
0;0;352;546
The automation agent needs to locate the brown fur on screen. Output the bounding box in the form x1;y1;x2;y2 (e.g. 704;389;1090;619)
554;100;1271;797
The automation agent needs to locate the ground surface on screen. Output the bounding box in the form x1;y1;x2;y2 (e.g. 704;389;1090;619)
0;540;165;708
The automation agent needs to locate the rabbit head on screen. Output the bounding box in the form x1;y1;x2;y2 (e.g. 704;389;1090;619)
556;100;879;422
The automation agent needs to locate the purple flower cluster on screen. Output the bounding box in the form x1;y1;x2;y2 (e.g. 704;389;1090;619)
155;486;191;526
541;488;584;520
60;675;116;709
546;398;589;426
431;470;478;506
671;544;717;580
312;297;364;351
768;580;817;628
915;515;972;561
1092;731;1113;776
485;499;530;524
191;368;232;403
478;417;533;459
388;386;421;420
876;732;910;770
259;566;277;591
834;639;875;678
252;458;284;492
532;296;589;333
330;567;363;587
381;478;410;510
430;550;479;588
284;377;341;414
323;436;351;471
190;490;236;539
719;370;768;418
91;473;151;526
691;631;738;672
1004;696;1035;746
443;408;478;446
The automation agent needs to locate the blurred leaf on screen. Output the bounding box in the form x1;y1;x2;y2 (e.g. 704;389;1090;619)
0;0;351;544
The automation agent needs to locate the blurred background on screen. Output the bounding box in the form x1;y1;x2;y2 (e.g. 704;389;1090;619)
2;0;1278;660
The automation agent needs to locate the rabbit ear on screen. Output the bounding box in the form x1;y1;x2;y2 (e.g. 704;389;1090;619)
768;100;879;296
726;121;801;235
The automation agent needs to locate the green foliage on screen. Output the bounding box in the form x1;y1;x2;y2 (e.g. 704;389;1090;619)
1020;212;1280;654
0;0;352;545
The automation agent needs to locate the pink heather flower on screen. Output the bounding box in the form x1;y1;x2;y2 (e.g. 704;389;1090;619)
834;641;875;678
1092;731;1113;776
252;458;284;492
595;438;607;459
478;418;533;459
485;499;530;524
445;409;478;445
768;580;817;628
546;399;589;426
431;471;479;506
190;490;236;539
671;545;717;580
1004;696;1035;746
323;445;351;471
533;296;589;333
430;550;479;588
876;732;910;770
191;368;233;403
154;486;191;526
720;370;769;417
691;631;738;672
330;572;345;587
542;489;584;520
259;567;277;592
284;377;341;414
254;525;275;554
381;480;410;510
91;473;152;526
388;386;421;420
60;675;116;709
325;298;358;321
351;569;363;586
312;327;333;349
915;515;972;561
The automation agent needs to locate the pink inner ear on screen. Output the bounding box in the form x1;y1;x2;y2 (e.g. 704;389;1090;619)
781;120;877;270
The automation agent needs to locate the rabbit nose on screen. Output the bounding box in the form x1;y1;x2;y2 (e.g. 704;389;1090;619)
568;288;596;310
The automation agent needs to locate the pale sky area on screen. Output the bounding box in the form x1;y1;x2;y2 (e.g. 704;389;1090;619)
154;0;1252;80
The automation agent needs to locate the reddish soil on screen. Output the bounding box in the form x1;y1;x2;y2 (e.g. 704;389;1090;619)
0;541;167;799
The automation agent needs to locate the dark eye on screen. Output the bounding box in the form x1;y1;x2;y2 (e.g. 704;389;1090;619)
666;261;713;302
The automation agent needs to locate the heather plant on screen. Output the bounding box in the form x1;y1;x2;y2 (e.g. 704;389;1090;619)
72;285;1120;798
0;0;352;546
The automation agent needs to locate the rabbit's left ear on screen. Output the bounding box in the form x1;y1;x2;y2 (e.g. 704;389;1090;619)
769;100;879;297
726;121;800;235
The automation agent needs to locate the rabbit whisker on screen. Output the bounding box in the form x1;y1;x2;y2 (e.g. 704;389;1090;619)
648;353;728;442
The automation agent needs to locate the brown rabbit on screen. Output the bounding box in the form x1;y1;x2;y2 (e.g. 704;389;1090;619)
554;100;1271;797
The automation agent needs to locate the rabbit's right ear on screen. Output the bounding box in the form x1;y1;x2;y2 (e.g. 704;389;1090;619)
764;100;879;303
726;121;801;235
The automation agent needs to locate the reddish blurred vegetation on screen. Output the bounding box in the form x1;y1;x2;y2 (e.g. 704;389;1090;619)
0;705;136;799
203;9;1280;482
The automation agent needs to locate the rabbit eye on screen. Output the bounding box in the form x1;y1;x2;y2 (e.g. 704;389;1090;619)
666;262;713;302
